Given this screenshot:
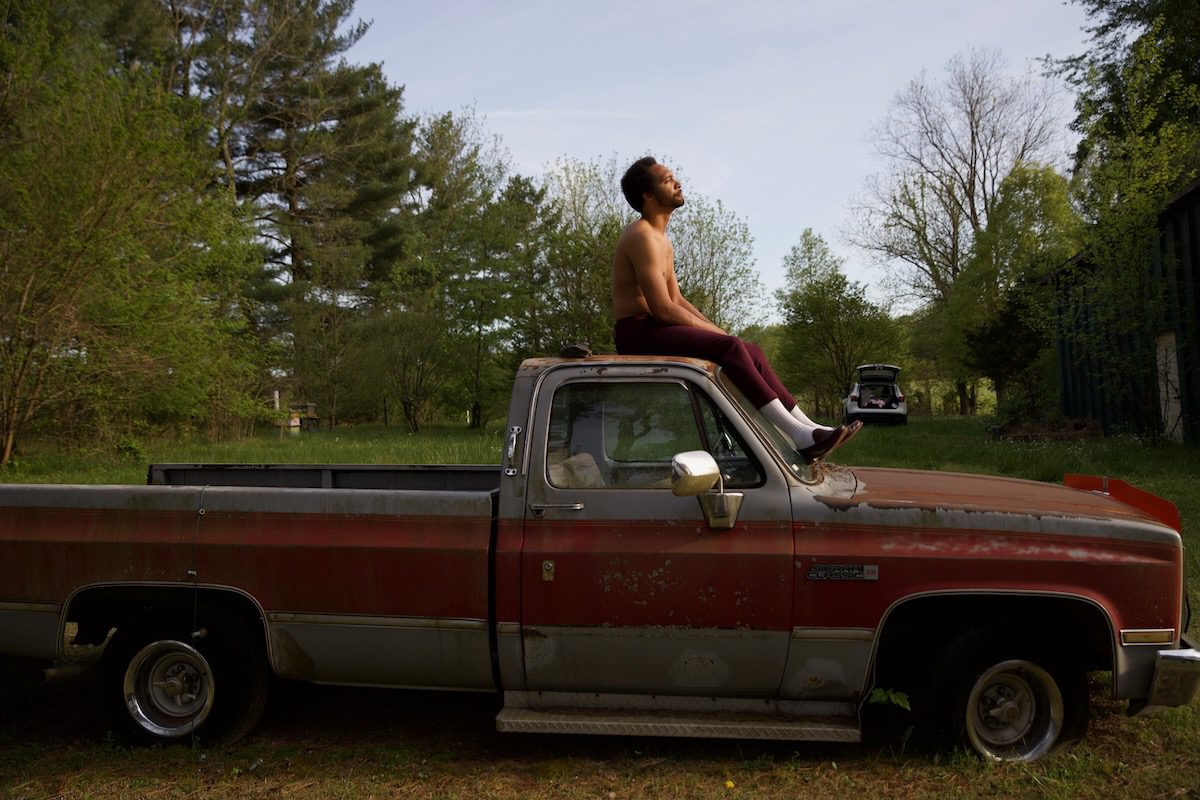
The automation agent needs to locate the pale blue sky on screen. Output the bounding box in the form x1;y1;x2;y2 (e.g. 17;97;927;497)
347;0;1091;309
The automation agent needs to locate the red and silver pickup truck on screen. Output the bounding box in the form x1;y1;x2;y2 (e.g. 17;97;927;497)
1;355;1197;761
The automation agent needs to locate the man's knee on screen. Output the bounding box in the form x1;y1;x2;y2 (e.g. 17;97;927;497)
711;334;747;359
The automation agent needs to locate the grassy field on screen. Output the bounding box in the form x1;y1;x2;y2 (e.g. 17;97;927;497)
2;416;1199;799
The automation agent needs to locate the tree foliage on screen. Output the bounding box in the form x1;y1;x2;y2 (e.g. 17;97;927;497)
950;164;1082;408
775;231;901;416
0;1;780;457
849;49;1064;414
1055;0;1200;166
851;49;1062;306
0;2;264;464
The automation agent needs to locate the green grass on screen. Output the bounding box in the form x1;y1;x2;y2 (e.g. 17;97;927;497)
0;423;506;485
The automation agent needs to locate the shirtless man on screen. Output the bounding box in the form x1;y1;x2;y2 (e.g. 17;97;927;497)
611;156;857;462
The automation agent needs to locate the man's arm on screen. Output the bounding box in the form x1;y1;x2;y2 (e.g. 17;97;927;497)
676;294;723;331
628;231;725;333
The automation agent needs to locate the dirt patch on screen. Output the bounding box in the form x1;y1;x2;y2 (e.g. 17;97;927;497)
990;419;1103;442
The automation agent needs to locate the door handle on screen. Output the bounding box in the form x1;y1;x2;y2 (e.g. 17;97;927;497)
529;502;584;517
504;426;523;476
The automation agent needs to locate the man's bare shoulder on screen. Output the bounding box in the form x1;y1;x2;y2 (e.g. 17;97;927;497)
615;218;663;262
617;218;655;247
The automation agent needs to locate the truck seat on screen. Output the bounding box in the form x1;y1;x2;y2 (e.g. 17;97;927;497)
547;450;605;489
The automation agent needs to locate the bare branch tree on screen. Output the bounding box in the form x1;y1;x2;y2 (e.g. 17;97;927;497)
848;48;1064;307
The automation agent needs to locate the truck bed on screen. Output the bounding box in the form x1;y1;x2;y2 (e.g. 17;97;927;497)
147;463;500;491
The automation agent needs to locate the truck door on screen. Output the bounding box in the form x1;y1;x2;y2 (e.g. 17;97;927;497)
520;370;794;696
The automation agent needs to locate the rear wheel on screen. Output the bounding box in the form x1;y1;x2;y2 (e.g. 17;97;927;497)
104;607;269;745
931;628;1087;761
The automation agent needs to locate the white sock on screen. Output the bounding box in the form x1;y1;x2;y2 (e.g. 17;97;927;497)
761;398;816;449
790;404;833;432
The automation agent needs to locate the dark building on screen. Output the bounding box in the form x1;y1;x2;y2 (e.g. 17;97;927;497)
1054;178;1199;443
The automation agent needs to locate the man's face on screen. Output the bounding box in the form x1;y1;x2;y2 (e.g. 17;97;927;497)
646;164;684;210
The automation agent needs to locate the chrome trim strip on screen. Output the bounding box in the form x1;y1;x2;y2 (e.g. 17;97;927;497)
505;690;855;718
495;707;861;741
0;601;60;614
792;627;874;641
0;483;494;518
1121;628;1177;646
1147;648;1200;706
267;613;486;631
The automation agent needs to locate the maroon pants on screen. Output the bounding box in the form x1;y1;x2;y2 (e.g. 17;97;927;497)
614;314;796;410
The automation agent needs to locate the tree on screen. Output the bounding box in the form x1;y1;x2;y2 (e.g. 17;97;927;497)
775;231;901;417
849;48;1062;412
357;286;454;433
536;156;631;355
1055;0;1200;166
468;174;557;424
0;4;264;463
949;164;1082;408
79;0;423;429
671;195;764;333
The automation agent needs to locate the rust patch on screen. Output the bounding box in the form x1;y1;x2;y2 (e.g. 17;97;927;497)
668;648;730;686
270;628;316;680
812;467;1163;528
522;627;556;670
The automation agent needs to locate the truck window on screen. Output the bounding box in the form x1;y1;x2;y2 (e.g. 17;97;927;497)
695;393;766;487
545;381;762;490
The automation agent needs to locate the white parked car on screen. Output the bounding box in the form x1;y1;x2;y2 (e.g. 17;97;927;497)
844;364;907;425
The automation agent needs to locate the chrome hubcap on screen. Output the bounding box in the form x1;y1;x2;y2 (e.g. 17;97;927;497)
965;659;1063;762
123;639;215;737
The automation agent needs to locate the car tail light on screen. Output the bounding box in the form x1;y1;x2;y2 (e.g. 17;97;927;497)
897;394;904;402
849;395;858;402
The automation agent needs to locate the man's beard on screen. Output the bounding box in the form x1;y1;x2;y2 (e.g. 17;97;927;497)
657;188;684;209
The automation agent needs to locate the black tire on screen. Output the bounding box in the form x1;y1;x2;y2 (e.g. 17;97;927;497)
103;606;269;745
928;627;1088;762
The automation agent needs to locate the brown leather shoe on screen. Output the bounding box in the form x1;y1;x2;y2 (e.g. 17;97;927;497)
835;420;864;450
800;425;845;464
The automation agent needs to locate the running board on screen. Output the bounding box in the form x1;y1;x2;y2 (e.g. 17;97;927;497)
495;692;861;742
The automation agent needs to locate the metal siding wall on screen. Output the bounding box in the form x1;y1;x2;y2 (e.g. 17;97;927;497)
1054;184;1200;441
1177;196;1200;442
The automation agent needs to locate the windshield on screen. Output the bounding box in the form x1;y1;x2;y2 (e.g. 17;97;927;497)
716;372;808;478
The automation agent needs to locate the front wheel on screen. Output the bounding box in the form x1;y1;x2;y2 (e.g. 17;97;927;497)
104;608;269;744
962;659;1064;761
932;629;1087;761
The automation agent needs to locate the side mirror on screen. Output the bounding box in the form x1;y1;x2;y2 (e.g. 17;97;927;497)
671;450;743;530
671;450;721;496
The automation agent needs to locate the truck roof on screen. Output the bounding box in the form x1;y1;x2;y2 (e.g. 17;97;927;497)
518;354;721;377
